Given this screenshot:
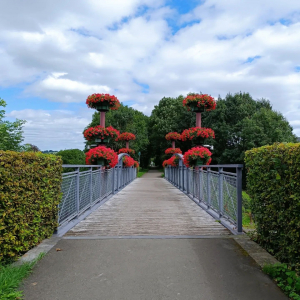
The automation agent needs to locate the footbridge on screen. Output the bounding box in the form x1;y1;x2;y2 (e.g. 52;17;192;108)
57;154;243;237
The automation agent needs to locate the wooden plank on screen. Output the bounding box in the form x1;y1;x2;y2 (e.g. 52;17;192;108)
66;174;231;237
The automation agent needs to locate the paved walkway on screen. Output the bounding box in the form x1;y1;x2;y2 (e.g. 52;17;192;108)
22;171;287;300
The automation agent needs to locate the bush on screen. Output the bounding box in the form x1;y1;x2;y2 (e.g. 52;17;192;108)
0;151;62;262
245;143;300;269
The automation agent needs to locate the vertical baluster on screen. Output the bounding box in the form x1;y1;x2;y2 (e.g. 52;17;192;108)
218;167;223;218
236;166;243;233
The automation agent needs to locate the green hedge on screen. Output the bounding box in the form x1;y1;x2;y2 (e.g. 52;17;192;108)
245;143;300;269
0;151;62;262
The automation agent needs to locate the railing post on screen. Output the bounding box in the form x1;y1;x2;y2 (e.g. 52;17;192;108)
186;167;190;194
236;166;243;233
199;168;203;201
112;168;115;194
207;167;211;208
99;166;102;199
218;167;223;218
90;167;93;205
76;167;80;215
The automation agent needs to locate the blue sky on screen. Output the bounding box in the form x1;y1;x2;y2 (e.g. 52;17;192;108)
0;0;300;150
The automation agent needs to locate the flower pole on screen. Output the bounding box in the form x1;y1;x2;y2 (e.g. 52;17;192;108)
118;132;136;149
180;93;217;168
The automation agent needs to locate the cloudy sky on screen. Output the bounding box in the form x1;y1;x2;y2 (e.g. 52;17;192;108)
1;0;300;151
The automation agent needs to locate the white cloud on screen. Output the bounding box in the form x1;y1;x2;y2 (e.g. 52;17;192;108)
8;108;93;150
1;0;300;151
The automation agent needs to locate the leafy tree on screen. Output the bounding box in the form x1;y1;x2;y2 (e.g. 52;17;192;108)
21;144;40;152
0;98;26;151
85;104;150;168
56;149;86;172
149;92;297;168
148;95;196;166
202;92;297;164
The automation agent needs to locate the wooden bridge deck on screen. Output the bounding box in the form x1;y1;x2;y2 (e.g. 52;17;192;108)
66;171;230;237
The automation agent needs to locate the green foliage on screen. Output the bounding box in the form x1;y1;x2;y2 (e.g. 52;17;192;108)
0;99;26;152
263;263;300;299
86;104;150;168
0;253;45;299
245;143;300;269
149;92;297;183
56;149;85;173
0;151;62;262
149;95;196;166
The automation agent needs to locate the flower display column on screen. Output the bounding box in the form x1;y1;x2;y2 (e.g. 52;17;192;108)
85;93;121;148
84;93;121;167
181;93;217;167
118;132;136;149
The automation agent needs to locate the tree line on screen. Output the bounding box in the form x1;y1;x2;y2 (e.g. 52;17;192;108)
1;93;297;170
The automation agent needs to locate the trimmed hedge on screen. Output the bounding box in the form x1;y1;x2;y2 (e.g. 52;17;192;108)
0;151;62;262
245;143;300;269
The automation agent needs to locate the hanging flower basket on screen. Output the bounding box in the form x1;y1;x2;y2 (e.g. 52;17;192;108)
123;155;135;167
85;146;118;168
133;161;139;168
84;126;120;142
165;132;181;141
165;148;182;155
183;147;212;168
183;94;216;112
117;132;136;142
181;127;215;145
86;93;121;111
162;156;179;167
118;148;135;156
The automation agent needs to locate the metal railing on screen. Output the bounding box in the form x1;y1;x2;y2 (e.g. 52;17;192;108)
57;154;136;234
165;154;243;234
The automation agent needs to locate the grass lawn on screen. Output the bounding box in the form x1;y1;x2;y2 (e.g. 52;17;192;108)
0;253;44;300
137;168;149;178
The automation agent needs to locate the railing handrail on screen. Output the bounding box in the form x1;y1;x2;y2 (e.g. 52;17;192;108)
165;155;243;234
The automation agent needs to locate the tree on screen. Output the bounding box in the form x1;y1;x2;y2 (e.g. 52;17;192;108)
56;149;86;173
21;144;40;152
0;98;26;151
148;95;196;166
85;104;150;168
202;92;297;164
149;92;297;167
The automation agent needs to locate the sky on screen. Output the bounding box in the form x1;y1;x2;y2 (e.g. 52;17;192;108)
0;0;300;151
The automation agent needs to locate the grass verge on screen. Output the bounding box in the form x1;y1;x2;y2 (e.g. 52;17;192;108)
137;168;149;178
0;253;45;300
263;263;300;300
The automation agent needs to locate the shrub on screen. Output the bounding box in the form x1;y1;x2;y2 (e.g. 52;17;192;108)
0;151;62;262
245;143;300;269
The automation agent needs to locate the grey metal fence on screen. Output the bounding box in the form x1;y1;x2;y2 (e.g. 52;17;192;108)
165;154;243;234
58;154;136;234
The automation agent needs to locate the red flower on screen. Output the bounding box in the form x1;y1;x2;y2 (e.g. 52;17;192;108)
133;161;139;168
183;147;212;168
117;132;136;141
85;146;118;168
86;93;121;110
83;126;120;141
165;132;181;141
183;94;216;111
118;148;135;155
123;155;135;167
165;148;182;155
162;155;179;167
181;127;215;141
